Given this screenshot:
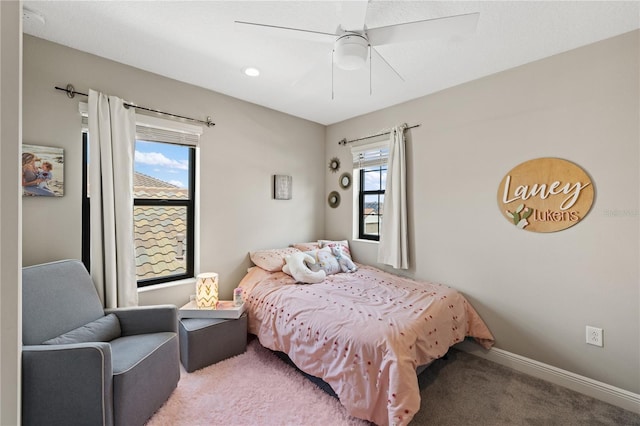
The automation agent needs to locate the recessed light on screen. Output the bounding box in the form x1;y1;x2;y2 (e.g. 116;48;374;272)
243;67;260;77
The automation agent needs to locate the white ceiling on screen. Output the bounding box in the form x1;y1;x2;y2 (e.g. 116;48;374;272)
22;1;640;125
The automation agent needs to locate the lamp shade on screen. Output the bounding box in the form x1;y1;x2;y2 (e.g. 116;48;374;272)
196;273;219;309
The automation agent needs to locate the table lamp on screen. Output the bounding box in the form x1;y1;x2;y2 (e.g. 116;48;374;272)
196;272;218;309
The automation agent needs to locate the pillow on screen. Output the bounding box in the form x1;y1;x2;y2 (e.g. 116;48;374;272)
282;252;326;284
304;247;341;276
249;247;301;272
318;239;351;257
43;313;121;345
290;242;321;252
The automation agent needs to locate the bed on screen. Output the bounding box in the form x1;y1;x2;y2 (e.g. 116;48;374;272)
239;244;494;426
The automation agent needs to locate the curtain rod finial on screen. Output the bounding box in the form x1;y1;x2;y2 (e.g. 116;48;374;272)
206;116;215;127
338;138;347;146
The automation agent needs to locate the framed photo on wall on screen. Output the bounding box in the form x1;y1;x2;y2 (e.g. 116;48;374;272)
22;144;64;197
273;174;292;200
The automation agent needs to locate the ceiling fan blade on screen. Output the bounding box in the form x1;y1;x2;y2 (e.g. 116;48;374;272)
337;0;369;32
234;21;337;43
371;47;404;82
367;12;480;46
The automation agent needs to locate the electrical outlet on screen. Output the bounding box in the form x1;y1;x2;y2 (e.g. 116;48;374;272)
586;326;603;347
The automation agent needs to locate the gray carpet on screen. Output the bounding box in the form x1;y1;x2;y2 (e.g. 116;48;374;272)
411;348;640;425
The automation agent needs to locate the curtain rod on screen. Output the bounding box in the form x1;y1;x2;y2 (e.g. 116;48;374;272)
337;123;420;146
55;84;215;128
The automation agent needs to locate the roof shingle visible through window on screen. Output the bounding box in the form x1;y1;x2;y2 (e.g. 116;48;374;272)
134;172;189;281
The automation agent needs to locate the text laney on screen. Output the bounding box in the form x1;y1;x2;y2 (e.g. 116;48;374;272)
501;175;591;210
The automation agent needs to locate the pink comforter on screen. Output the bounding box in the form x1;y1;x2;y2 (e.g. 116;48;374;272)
238;264;494;426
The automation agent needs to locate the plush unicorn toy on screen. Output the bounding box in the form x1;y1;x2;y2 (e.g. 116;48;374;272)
331;246;357;273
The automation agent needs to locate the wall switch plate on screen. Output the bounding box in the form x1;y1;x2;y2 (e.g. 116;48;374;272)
586;326;603;347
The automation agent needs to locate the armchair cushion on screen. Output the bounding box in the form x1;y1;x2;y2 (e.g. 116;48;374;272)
110;332;180;426
43;313;121;345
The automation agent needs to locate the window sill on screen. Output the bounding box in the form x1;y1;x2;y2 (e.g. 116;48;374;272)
352;238;379;245
138;277;195;293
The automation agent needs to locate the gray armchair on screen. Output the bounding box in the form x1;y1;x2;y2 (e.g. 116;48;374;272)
22;259;180;426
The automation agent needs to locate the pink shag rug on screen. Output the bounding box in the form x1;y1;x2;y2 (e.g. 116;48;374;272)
147;339;369;426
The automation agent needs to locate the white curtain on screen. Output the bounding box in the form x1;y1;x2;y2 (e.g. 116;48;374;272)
377;124;409;269
88;90;138;308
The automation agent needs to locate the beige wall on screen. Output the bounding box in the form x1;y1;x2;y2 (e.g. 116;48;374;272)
0;1;22;423
22;35;326;302
325;31;639;394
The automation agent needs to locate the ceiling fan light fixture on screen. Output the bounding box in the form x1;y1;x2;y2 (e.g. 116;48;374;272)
334;34;368;71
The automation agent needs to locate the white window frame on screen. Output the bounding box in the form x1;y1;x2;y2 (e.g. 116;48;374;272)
351;139;389;241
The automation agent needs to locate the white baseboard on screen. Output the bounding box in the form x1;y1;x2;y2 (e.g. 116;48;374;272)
455;340;640;415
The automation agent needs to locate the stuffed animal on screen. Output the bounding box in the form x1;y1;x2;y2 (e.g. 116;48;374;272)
331;245;357;273
283;252;326;284
305;247;341;275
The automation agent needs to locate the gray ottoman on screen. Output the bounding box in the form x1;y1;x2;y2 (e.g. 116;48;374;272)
179;313;247;372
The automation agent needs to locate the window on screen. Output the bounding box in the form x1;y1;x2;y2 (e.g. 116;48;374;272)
82;115;200;287
132;140;195;287
353;141;388;241
359;165;386;240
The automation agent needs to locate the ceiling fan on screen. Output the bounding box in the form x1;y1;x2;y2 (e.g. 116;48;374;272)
235;1;479;98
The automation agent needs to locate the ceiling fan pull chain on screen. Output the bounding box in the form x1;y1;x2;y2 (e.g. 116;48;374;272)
369;45;372;96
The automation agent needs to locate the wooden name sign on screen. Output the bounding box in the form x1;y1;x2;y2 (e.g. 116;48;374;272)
497;158;594;232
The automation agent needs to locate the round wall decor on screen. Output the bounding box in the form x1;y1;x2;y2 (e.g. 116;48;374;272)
497;157;594;232
328;157;341;173
328;191;341;208
339;172;352;190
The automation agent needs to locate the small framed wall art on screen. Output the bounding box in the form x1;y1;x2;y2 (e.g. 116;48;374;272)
274;174;292;200
22;143;64;197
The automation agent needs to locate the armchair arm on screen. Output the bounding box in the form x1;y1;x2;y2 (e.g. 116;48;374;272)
106;304;178;336
22;343;113;426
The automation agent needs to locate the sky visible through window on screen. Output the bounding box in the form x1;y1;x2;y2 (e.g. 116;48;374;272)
364;167;387;190
135;140;189;188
